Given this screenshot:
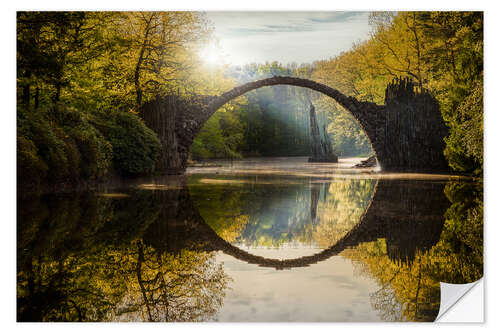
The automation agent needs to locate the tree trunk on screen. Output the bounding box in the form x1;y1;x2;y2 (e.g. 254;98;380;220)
22;83;30;108
22;70;31;108
140;95;185;174
34;86;39;109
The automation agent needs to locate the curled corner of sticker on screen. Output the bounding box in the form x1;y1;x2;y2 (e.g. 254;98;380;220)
435;278;484;322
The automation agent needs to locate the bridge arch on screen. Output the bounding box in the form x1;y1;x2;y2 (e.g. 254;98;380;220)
197;76;383;163
140;76;449;173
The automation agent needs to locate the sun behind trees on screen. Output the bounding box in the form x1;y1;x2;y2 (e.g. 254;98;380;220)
17;12;232;193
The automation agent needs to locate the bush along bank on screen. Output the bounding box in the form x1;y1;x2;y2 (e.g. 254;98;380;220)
17;104;161;195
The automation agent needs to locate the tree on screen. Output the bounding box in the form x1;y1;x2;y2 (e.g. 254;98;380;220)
17;12;89;106
98;12;212;109
418;12;483;173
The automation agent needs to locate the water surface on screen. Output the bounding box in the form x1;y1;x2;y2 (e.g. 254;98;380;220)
17;157;483;322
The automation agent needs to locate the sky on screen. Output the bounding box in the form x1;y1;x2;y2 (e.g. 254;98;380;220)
204;11;372;66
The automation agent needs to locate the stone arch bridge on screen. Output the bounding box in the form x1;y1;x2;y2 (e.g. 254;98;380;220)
140;76;449;173
142;179;448;270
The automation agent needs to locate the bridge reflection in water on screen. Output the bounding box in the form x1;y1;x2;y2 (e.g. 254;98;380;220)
154;178;446;270
17;175;482;322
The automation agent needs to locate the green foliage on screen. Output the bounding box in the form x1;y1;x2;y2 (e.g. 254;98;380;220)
443;76;483;173
202;12;483;164
229;63;314;157
89;111;160;175
17;135;48;191
191;110;244;160
326;104;373;156
17;12;211;189
16;11;483;178
17;105;114;191
418;12;483;174
313;11;483;172
54;105;113;179
236;62;371;158
67;119;113;179
17;12;214;112
17;103;162;192
18;107;77;183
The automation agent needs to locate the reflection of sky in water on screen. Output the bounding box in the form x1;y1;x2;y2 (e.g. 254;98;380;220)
215;249;382;322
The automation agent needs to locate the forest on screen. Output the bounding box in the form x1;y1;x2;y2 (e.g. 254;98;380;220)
17;12;483;192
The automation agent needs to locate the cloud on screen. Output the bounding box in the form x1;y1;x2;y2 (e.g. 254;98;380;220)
307;12;364;23
230;24;315;34
205;11;371;65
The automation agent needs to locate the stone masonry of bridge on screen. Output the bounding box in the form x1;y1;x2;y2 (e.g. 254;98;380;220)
140;76;449;174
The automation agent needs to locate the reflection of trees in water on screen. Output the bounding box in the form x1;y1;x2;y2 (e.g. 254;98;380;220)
190;178;313;247
189;176;376;248
17;178;483;322
122;242;228;321
345;241;441;321
188;179;251;243
429;181;483;283
342;180;483;322
313;179;376;248
237;183;315;247
17;190;231;322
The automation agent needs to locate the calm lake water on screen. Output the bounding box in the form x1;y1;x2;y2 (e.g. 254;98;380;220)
17;157;483;322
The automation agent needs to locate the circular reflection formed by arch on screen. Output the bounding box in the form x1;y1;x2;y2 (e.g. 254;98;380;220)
188;177;449;270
